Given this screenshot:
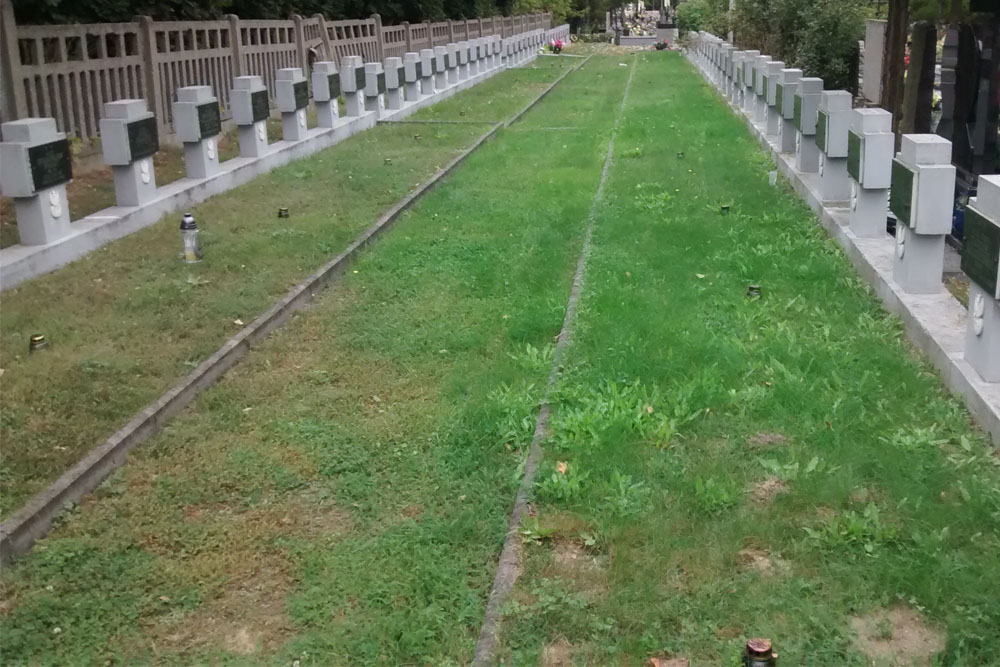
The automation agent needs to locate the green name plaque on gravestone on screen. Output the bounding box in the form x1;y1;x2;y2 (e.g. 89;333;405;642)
354;68;366;92
327;73;341;99
197;102;221;138
793;95;803;131
251;90;270;123
752;68;758;89
415;62;423;79
889;158;915;226
428;59;437;75
377;72;386;94
127;116;159;160
815;110;828;152
762;75;769;100
293;81;309;109
847;130;862;182
775;83;784;111
396;66;406;87
27;139;72;192
961;206;1000;298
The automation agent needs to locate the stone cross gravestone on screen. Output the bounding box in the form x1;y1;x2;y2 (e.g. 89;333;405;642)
764;61;785;139
173;85;222;179
777;68;801;153
446;43;460;84
741;50;760;114
816;90;853;204
363;62;386;114
419;49;436;94
276;67;309;141
889;134;956;294
311;62;341;128
493;36;502;69
403;52;423;100
383;56;405;111
100;99;159;207
752;55;770;124
0;118;73;245
340;56;365;117
961;174;1000;382
793;77;823;173
847;108;894;238
457;41;471;80
231;75;270;158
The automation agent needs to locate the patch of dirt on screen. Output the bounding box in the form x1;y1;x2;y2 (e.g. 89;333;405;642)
850;487;873;504
747;431;787;448
647;656;691;667
400;504;424;520
541;637;574;666
548;538;607;599
850;606;946;666
737;548;790;576
151;559;293;656
751;477;788;505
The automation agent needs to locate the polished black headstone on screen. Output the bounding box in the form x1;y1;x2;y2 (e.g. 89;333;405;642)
27;138;72;192
793;95;803;131
293;80;309;109
847;130;862;182
327;73;341;99
355;67;366;91
377;72;386;94
815;110;828;152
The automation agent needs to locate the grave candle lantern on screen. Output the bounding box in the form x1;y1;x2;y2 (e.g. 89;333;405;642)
99;99;159;207
311;62;341;128
0;118;73;246
179;212;202;263
847;108;894;238
792;78;823;174
275;68;309;141
172;85;222;179
776;68;802;154
816;90;853;204
230;75;270;158
961;174;1000;382
889;134;956;294
339;56;365;117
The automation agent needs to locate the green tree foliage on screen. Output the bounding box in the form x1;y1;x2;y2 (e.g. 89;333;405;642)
677;0;729;35
794;0;865;91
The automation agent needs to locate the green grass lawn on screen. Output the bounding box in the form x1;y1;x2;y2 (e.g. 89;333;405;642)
0;55;628;664
0;59;576;519
498;53;1000;665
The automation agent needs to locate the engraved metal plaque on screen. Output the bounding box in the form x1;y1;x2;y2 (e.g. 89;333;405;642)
126;116;159;160
847;130;862;183
27;139;72;192
377;72;386;94
415;61;423;79
793;95;803;131
961;206;1000;298
197;101;221;138
775;83;784;111
815;110;828;152
355;68;366;93
293;80;309;109
327;73;341;99
251;89;270;123
889;158;915;226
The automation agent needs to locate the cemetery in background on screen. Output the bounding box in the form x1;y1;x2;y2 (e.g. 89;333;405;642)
0;2;552;143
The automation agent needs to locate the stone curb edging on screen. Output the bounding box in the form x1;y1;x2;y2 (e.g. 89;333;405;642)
685;51;1000;449
472;53;634;666
0;50;584;565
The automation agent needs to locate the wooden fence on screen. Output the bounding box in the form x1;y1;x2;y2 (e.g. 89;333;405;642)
0;3;550;142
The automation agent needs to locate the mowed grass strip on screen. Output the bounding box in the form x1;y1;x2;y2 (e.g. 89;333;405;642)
0;62;578;518
0;56;632;664
500;53;1000;665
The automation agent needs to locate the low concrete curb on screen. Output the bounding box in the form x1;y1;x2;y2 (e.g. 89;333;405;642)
686;53;1000;448
0;54;587;565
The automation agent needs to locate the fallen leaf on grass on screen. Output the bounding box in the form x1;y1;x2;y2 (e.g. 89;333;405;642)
556;461;568;474
233;319;244;326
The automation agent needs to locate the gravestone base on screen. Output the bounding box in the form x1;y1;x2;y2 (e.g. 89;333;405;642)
795;135;819;173
365;95;385;113
850;186;888;238
420;77;434;95
753;96;766;124
820;156;851;203
892;228;944;294
183;140;220;179
14;186;72;245
470;60;479;76
405;82;420;101
779;119;796;153
965;282;1000;382
385;88;403;110
766;108;780;137
344;92;363;117
281;110;308;141
112;161;157;207
238;122;268;158
448;69;459;84
459;64;469;80
435;72;448;89
316;101;339;128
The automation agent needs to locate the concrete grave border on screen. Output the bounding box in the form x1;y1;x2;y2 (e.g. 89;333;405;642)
0;51;590;565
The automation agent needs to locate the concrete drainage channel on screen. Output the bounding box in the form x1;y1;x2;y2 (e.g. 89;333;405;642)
0;54;592;565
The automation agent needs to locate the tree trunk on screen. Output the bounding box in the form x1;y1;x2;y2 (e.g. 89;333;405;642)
880;0;909;137
900;21;936;134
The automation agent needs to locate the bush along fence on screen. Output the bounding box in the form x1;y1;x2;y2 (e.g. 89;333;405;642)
689;32;1000;449
0;26;567;288
0;2;551;142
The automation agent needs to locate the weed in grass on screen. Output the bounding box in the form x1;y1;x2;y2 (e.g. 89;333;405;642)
535;461;589;504
598;470;650;518
692;475;739;515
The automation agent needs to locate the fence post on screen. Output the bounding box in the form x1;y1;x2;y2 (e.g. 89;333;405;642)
315;13;332;61
0;0;28;124
448;19;454;42
424;20;433;47
371;14;384;61
403;21;411;51
228;14;244;77
477;17;484;38
292;14;307;70
136;16;166;135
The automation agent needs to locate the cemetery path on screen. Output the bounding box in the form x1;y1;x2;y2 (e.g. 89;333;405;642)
4;50;1000;666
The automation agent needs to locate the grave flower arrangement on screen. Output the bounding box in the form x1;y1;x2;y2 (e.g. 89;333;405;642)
548;39;564;54
654;40;670;51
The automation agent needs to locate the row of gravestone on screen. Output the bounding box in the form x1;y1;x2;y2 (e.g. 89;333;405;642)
0;30;548;249
692;32;999;386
